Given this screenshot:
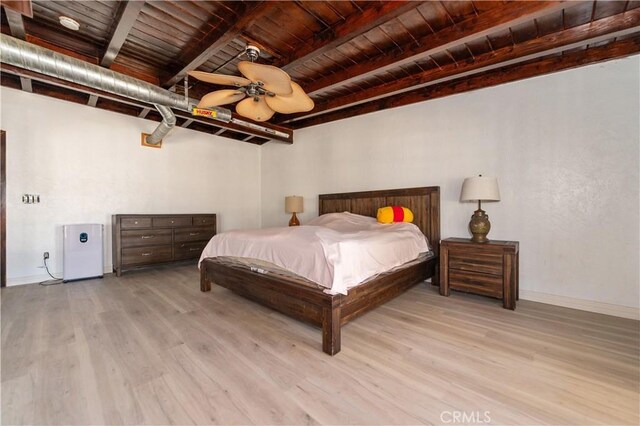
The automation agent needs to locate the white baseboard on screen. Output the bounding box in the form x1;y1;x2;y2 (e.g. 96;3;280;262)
7;265;113;286
520;290;639;320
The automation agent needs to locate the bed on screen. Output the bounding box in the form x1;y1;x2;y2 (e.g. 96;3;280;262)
200;186;440;355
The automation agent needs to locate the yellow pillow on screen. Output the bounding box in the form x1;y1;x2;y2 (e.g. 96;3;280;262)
377;206;414;223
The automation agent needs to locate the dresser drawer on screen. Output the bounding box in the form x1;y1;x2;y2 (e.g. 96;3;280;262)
174;227;215;243
121;229;172;248
449;270;502;298
192;215;216;227
122;245;172;266
174;241;207;260
121;217;152;229
449;251;503;276
152;217;192;228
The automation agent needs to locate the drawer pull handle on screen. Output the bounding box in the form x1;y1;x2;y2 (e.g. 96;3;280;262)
189;248;200;251
141;235;154;239
171;220;174;223
189;232;199;236
201;220;206;223
134;221;138;224
141;252;152;256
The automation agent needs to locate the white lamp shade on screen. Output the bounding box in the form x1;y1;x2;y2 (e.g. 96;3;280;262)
285;196;303;213
460;176;500;201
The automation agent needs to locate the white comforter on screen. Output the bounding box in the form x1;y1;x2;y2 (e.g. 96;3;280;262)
198;212;430;295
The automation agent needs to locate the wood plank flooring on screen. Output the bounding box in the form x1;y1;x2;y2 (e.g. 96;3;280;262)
2;264;638;425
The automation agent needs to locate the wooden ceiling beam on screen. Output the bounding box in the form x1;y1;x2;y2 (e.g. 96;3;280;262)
3;7;26;40
100;0;145;67
278;1;422;71
161;1;280;88
2;0;32;17
287;9;640;122
302;1;571;96
292;36;640;129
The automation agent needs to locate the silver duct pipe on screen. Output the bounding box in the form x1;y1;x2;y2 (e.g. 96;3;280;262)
0;34;190;111
145;104;176;144
1;34;223;145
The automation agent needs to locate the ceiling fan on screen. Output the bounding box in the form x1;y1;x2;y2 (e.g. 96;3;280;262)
188;46;314;122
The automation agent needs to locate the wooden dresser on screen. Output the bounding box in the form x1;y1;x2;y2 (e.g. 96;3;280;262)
112;214;216;276
439;237;519;309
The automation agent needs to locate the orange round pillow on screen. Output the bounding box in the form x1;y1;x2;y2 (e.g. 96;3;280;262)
376;206;414;223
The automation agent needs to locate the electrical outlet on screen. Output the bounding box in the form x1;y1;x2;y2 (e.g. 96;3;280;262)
43;252;49;260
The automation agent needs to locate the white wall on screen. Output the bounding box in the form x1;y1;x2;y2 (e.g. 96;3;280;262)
261;56;640;316
1;87;262;285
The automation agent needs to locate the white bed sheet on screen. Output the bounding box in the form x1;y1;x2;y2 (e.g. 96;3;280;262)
199;212;430;295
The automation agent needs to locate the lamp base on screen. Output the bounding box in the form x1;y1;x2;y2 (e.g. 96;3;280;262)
289;212;300;226
469;208;491;243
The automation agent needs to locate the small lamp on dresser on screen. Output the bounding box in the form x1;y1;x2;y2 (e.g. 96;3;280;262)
460;175;500;243
285;196;303;226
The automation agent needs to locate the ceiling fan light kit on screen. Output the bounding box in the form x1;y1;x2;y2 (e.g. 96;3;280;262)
188;45;314;122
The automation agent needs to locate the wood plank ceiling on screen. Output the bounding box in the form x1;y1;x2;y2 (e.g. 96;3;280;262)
1;1;639;144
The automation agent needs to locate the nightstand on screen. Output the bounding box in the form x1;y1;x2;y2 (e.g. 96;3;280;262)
439;238;519;310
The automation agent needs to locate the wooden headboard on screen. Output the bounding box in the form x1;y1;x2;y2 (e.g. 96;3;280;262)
319;187;440;256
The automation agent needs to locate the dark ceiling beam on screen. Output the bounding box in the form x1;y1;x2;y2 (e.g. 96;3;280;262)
0;63;293;144
3;7;26;40
162;1;280;88
2;0;32;17
278;1;422;71
287;10;640;123
292;36;640;129
302;0;571;96
100;0;145;67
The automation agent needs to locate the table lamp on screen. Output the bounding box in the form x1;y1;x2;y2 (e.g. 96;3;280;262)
460;175;500;243
285;196;303;226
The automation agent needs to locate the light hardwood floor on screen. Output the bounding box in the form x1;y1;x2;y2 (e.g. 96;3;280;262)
2;264;638;425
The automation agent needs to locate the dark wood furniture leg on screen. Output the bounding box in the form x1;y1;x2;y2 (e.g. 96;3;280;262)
503;252;515;310
201;270;211;292
439;245;450;296
322;303;341;355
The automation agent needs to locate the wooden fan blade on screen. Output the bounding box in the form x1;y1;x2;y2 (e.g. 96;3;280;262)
188;71;250;87
264;82;314;114
237;61;293;95
197;90;246;108
236;96;275;122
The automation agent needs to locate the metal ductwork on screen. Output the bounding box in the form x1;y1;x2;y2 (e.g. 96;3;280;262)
0;34;235;144
145;104;176;145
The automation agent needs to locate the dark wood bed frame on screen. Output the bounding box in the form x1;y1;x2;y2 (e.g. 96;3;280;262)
200;186;440;355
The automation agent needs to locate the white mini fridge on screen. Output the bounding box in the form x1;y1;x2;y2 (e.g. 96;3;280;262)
63;224;104;282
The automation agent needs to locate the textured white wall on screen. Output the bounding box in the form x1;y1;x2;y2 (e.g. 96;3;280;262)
1;87;262;285
261;56;640;311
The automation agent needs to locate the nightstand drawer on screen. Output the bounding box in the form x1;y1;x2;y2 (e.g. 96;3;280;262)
449;270;502;298
449;251;502;276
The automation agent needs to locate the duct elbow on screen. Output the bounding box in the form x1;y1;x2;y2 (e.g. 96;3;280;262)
145;104;176;145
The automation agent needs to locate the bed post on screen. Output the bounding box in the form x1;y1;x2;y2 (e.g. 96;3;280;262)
322;299;341;355
200;269;211;292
